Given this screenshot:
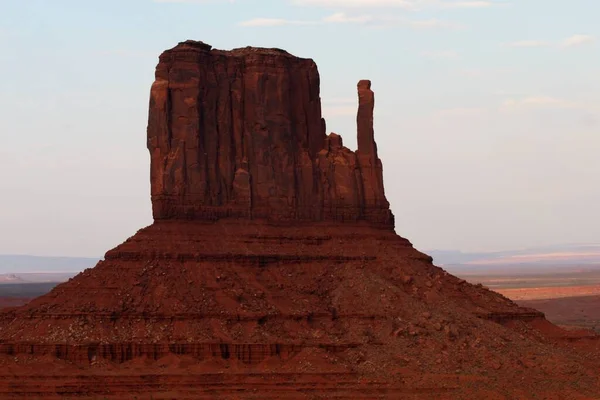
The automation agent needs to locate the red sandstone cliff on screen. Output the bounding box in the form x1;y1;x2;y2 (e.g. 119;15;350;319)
148;40;391;225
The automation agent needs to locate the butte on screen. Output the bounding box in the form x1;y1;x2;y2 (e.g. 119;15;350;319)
1;40;599;399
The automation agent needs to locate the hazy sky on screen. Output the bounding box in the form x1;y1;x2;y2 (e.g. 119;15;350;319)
1;0;598;257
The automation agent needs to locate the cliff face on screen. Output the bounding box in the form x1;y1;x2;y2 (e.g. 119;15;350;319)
147;40;392;226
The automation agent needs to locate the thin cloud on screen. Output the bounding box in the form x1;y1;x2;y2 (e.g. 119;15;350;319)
560;34;595;48
504;34;595;49
240;13;463;29
292;0;416;8
239;18;316;27
154;0;236;3
408;18;464;29
503;40;549;48
292;0;504;9
155;0;505;7
323;12;373;23
442;1;497;8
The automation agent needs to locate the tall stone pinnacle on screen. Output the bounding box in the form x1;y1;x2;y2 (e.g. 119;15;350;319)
357;79;377;158
356;80;388;210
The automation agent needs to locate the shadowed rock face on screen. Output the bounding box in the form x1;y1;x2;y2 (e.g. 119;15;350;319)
148;40;392;226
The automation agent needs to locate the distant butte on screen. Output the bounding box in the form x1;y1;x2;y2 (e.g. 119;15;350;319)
0;40;599;399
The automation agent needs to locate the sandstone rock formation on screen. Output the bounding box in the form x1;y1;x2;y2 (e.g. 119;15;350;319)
0;41;599;399
148;40;391;226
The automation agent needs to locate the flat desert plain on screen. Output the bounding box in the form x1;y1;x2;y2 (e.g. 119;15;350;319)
0;281;61;309
458;264;600;332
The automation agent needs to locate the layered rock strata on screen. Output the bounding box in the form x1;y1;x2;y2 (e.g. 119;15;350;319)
148;40;391;226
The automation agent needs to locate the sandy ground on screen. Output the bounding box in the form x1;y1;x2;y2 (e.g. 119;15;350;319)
457;268;600;332
497;285;600;300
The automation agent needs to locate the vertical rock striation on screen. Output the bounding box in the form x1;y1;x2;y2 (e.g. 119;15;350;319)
147;40;392;226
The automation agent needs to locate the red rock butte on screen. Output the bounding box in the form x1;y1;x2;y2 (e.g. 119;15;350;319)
1;40;599;399
148;40;391;226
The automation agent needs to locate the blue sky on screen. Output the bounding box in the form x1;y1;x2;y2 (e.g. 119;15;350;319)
0;0;598;256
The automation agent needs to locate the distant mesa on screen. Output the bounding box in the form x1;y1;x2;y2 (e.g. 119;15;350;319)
0;274;22;284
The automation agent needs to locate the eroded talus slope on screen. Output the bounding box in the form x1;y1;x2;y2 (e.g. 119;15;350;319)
1;221;598;398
